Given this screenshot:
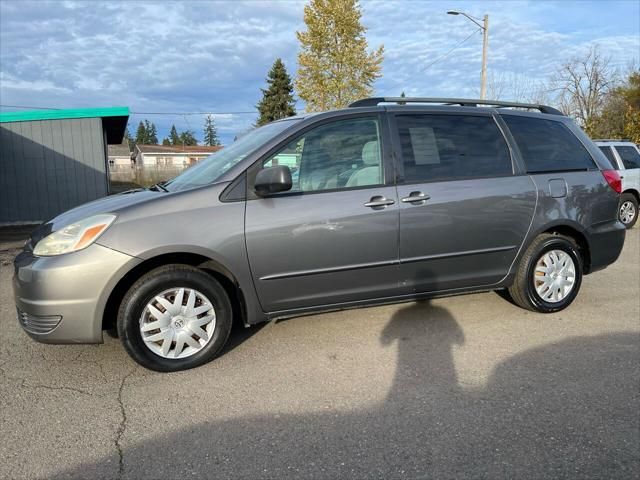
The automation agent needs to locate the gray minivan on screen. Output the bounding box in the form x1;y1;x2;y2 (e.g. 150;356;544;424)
14;97;626;371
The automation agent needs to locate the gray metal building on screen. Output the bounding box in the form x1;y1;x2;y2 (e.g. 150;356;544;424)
0;107;129;225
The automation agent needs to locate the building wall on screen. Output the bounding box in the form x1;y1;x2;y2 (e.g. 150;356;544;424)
0;117;108;224
108;155;132;166
139;153;209;166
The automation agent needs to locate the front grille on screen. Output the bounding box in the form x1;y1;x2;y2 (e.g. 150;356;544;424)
17;309;61;334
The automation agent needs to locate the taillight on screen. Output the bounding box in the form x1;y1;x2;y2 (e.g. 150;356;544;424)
602;169;622;193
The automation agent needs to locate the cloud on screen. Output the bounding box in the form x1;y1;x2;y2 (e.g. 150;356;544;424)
1;0;638;144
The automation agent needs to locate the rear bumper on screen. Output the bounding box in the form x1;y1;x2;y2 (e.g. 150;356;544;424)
13;244;141;344
586;219;626;273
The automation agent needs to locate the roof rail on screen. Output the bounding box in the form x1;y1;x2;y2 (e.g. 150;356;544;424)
348;97;564;115
592;138;633;142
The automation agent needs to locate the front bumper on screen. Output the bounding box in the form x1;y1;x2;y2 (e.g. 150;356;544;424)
13;244;141;344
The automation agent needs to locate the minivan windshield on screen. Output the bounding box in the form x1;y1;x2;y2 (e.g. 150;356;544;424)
163;119;299;192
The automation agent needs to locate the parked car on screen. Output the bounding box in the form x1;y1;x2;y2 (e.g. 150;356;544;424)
594;140;640;228
14;97;626;372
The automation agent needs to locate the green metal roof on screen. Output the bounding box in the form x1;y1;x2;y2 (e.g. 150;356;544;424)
0;106;129;123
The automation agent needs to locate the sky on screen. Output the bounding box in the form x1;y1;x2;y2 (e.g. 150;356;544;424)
1;0;639;146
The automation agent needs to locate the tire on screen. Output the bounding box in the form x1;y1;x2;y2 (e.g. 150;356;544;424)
618;193;638;229
117;264;232;372
508;233;583;313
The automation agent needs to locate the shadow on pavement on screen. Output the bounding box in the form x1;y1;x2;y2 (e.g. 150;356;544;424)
53;301;639;479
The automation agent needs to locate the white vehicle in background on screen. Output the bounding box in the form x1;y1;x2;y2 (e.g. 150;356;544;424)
595;140;640;228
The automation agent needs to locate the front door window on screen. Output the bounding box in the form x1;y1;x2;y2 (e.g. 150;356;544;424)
262;117;383;193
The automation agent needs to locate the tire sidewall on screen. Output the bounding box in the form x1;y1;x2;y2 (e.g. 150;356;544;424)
118;268;232;372
524;237;583;313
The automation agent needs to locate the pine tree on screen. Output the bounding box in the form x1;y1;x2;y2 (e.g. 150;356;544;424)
179;130;198;146
135;121;147;145
162;137;171;145
203;115;220;146
295;0;384;111
123;126;134;148
256;58;296;126
399;91;406;105
146;121;158;144
169;125;181;145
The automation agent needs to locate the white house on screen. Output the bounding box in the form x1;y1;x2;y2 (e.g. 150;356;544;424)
107;141;132;166
133;144;222;167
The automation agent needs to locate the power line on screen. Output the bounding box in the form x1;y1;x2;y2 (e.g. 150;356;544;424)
380;28;482;96
0;104;61;110
421;28;482;73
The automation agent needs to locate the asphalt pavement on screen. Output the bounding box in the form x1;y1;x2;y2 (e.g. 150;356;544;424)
0;229;638;479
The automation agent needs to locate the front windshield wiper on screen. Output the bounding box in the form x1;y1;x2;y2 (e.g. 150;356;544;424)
149;182;168;192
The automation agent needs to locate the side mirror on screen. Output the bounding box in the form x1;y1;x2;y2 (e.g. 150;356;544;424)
254;165;293;196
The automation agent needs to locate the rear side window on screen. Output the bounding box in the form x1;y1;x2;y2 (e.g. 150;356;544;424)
614;146;640;169
395;114;512;183
598;146;618;166
503;115;596;173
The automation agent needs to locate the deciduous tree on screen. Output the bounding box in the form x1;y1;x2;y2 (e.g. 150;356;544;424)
295;0;384;111
585;69;639;141
552;46;616;135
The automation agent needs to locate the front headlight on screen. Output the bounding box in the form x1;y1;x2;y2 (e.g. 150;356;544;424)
33;214;117;256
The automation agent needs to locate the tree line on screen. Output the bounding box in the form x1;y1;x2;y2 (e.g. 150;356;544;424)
126;113;220;148
126;0;638;147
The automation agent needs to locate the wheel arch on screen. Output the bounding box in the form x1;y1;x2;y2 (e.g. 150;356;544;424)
538;223;592;274
622;188;640;203
102;251;248;332
514;221;592;277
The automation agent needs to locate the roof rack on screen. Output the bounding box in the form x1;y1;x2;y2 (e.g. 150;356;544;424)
592;138;633;142
348;97;564;116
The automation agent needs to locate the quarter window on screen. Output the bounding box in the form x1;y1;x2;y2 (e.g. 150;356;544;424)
598;146;618;167
396;114;512;183
261;117;383;193
614;146;640;169
503;115;596;173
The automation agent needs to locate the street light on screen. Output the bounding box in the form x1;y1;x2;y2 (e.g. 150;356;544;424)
447;10;489;100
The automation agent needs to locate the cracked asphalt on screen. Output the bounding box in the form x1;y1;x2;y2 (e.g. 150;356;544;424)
0;229;638;480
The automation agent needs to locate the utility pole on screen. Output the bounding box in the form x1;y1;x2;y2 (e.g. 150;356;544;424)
480;14;489;100
447;11;490;99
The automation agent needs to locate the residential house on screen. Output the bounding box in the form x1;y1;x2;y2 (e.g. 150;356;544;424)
133;144;222;167
108;140;132;166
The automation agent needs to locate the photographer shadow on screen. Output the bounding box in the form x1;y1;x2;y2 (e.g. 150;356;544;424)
52;300;639;479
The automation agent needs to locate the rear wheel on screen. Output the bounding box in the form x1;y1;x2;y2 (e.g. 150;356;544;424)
117;264;232;372
618;193;638;229
508;233;583;313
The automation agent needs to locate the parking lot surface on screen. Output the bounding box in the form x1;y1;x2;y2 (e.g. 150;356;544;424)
0;229;638;480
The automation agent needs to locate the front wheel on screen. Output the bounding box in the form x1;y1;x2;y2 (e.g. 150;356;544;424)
117;264;232;372
619;193;638;229
508;234;583;313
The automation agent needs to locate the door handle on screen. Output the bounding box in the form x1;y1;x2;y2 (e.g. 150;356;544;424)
401;191;430;203
364;196;395;208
